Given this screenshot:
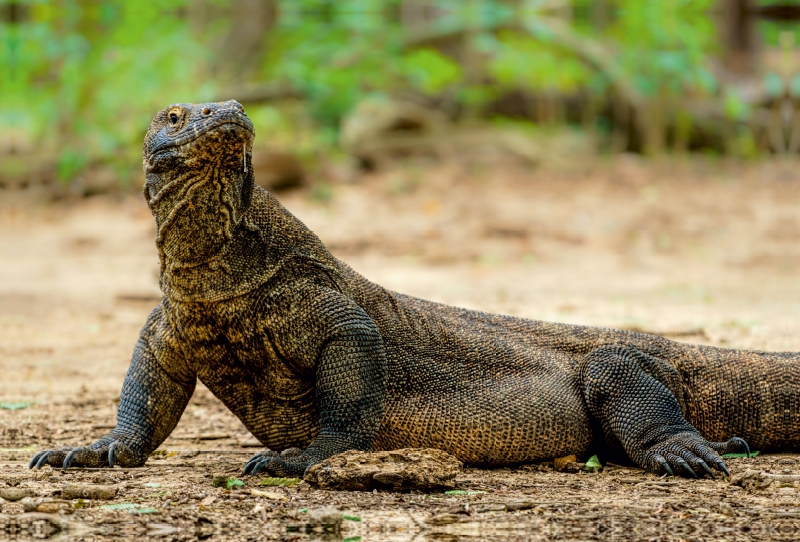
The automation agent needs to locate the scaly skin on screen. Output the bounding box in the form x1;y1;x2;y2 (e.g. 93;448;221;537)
32;101;800;478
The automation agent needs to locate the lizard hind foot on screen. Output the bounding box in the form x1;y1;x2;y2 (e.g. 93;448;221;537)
645;433;748;479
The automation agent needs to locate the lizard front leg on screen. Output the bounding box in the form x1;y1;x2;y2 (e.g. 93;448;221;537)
31;305;195;469
243;287;388;477
581;345;749;478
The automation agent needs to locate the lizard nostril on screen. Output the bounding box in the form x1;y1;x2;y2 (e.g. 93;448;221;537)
202;108;211;116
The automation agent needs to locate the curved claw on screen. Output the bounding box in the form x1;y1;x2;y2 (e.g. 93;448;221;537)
715;459;730;477
108;442;118;468
62;450;77;470
675;458;697;478
244;450;280;475
35;452;51;470
697;460;716;479
251;459;270;476
245;455;261;468
243;457;262;475
242;462;255;476
732;437;751;458
654;455;674;477
29;452;47;470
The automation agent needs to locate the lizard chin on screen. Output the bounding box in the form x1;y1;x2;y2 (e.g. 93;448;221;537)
145;124;256;271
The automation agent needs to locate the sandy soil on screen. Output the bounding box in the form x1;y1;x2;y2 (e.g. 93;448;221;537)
2;156;800;541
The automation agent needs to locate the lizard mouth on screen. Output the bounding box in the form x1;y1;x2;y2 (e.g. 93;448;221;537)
147;118;254;163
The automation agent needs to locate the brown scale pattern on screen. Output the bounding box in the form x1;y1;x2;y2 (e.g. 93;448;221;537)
30;101;800;478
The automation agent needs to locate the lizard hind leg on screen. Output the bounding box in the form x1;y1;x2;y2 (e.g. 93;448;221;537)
581;344;749;478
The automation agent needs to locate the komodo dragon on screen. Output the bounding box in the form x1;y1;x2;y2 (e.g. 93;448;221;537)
31;100;800;479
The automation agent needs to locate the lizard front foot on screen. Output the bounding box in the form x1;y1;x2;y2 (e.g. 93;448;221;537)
242;447;313;477
29;439;145;470
643;433;749;478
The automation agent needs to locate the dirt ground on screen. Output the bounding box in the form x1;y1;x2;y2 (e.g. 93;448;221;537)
3;156;800;541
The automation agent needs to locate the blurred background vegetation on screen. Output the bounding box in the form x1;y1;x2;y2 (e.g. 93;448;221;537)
1;0;799;195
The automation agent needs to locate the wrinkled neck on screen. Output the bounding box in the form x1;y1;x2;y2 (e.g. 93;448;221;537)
147;158;254;273
153;187;346;303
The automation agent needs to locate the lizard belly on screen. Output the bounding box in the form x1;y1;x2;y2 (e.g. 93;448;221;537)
355;289;593;463
374;351;593;464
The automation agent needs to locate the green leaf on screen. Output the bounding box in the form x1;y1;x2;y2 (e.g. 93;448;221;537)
259;477;300;487
342;515;361;522
0;401;32;411
403;48;463;94
226;478;245;490
298;508;309;513
584;455;603;472
722;451;759;459
724;89;751;122
343;537;362;542
143;482;162;488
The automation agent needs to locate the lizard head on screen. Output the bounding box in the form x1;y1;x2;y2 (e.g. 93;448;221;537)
142;100;256;268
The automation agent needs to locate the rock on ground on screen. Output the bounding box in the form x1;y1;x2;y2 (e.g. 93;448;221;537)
304;448;462;491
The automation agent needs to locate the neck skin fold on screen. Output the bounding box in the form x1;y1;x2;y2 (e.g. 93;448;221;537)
147;152;255;274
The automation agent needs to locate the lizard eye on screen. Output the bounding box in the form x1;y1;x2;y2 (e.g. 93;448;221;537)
169;112;180;125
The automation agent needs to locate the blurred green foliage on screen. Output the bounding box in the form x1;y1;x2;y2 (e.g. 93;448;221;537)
608;1;718;95
1;0;796;186
4;0;222;185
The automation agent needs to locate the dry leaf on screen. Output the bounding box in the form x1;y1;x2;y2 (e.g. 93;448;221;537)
249;489;287;501
553;455;578;472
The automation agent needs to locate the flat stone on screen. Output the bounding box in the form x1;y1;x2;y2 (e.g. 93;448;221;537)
0;488;35;502
21;497;74;514
304;448;462;491
308;506;343;525
61;484;118;500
